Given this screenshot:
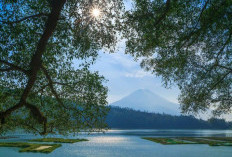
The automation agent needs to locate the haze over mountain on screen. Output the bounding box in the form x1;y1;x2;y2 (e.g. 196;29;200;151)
110;89;180;115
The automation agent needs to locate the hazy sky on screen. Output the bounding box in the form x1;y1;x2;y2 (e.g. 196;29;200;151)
90;49;180;104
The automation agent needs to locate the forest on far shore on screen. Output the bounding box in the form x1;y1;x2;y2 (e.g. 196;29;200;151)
107;106;232;129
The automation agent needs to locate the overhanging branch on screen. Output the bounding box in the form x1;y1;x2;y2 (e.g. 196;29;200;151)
41;66;94;128
217;65;232;72
0;0;66;131
41;65;65;107
153;0;171;27
193;0;210;29
0;60;29;75
209;71;231;92
0;13;48;24
0;102;23;124
25;103;46;124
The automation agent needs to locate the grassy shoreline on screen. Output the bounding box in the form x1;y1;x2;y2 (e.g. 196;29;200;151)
142;137;232;146
30;138;88;143
0;142;61;153
0;138;88;153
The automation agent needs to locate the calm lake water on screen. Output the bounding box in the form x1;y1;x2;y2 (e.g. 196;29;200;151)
1;129;232;157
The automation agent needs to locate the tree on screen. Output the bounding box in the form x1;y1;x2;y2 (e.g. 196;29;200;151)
123;0;232;116
0;0;123;135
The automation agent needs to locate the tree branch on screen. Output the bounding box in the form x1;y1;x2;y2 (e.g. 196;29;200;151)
0;13;48;24
25;102;47;135
0;102;23;124
153;0;171;27
0;0;66;127
193;0;210;29
41;66;65;107
18;0;66;108
217;65;232;72
41;66;94;128
0;59;29;75
16;120;41;134
216;30;232;60
209;71;231;92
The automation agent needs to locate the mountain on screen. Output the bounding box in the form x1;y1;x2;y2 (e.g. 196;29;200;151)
110;89;180;115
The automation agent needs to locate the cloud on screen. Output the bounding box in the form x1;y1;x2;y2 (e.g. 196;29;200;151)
125;70;152;78
104;52;138;69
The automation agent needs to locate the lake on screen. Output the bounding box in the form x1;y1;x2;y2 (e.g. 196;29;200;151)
1;129;232;157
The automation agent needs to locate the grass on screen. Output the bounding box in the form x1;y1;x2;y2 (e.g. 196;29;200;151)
30;138;88;143
0;138;88;153
142;137;232;146
142;137;193;145
177;137;217;144
0;142;61;153
201;137;232;142
176;137;232;146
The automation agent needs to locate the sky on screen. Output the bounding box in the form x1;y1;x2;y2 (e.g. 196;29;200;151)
90;49;180;104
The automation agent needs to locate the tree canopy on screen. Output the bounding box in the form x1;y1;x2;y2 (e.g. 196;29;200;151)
0;0;231;135
123;0;232;116
0;0;123;135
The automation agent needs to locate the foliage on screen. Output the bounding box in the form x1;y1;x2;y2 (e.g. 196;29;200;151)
0;142;61;153
0;0;124;135
201;137;232;142
142;137;193;145
143;137;232;146
123;0;232;115
107;106;232;129
30;138;88;143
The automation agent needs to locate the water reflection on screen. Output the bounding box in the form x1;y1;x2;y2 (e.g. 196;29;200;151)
90;136;128;144
1;129;232;157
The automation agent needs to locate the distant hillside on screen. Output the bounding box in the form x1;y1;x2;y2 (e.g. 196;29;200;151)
106;106;232;129
110;89;179;115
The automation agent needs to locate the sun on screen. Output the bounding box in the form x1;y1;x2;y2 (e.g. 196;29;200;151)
91;8;101;18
